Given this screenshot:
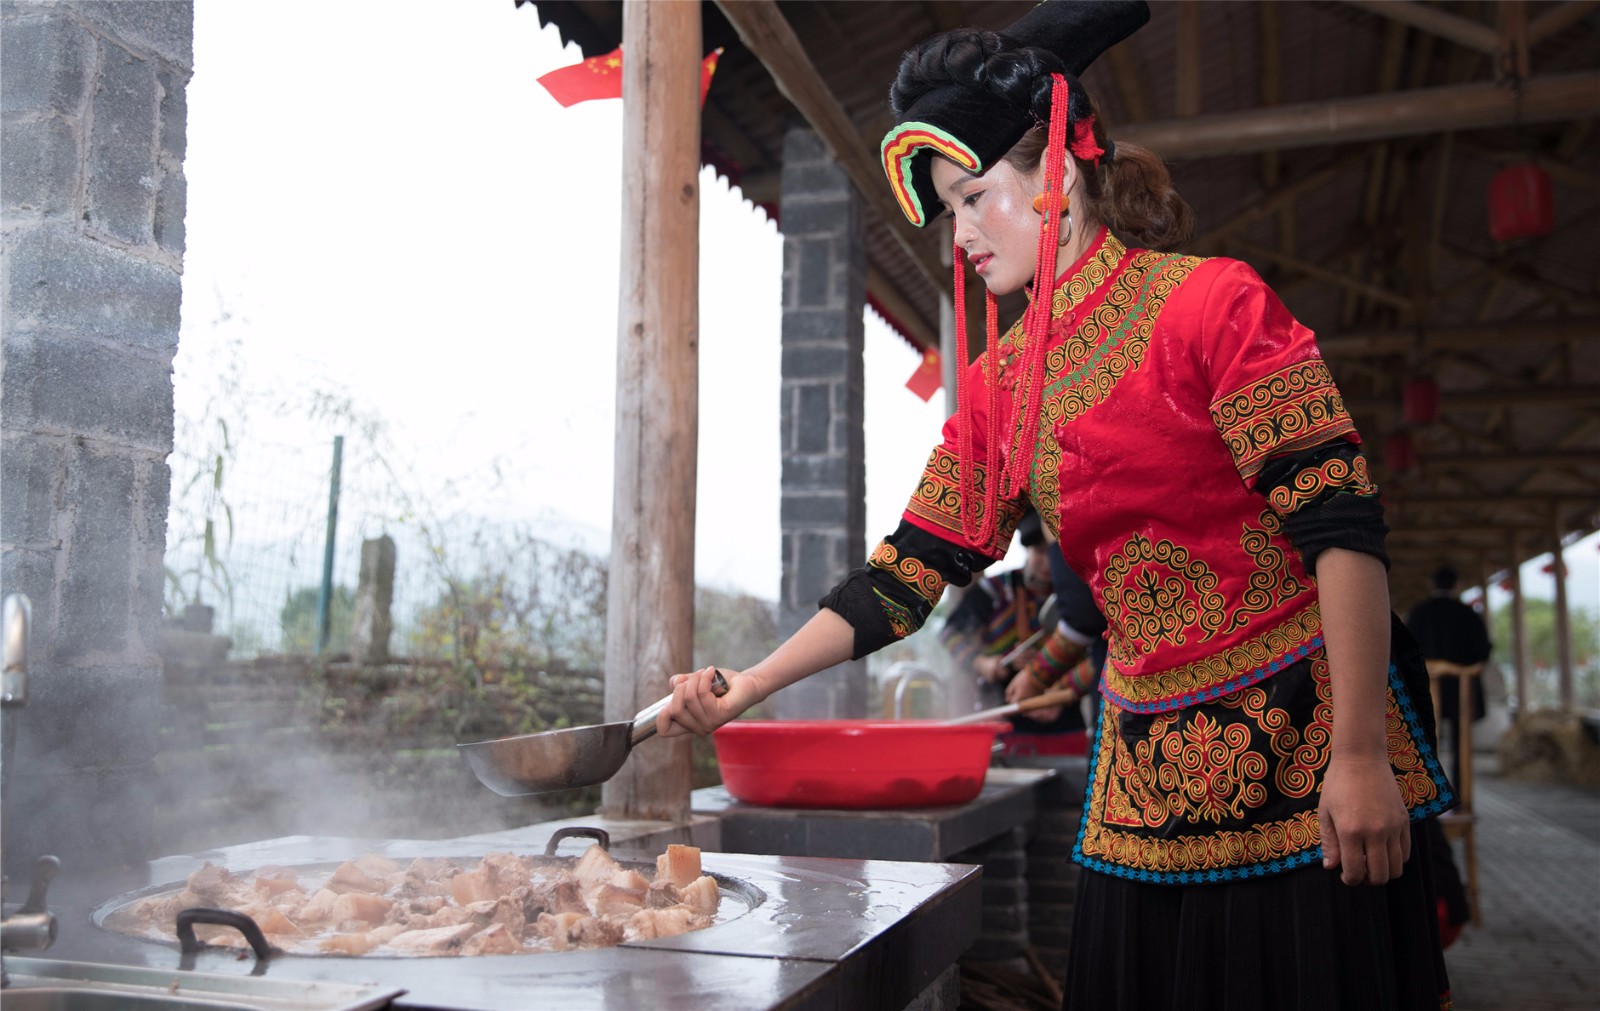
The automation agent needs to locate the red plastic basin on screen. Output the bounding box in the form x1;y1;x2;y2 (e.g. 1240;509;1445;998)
711;720;1012;809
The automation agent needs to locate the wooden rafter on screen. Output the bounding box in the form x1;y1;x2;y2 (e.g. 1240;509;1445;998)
712;0;948;327
1527;0;1600;46
1117;71;1600;159
1107;35;1151;123
1346;386;1600;415
1230;237;1414;309
1175;1;1201;118
1439;246;1600;315
1192;154;1367;253
1342;0;1500;54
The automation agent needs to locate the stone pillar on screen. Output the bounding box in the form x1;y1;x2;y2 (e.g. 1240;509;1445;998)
776;127;867;719
1;1;192;872
349;535;396;665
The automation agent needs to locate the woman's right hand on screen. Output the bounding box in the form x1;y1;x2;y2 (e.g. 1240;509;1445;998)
657;666;764;738
1005;666;1044;704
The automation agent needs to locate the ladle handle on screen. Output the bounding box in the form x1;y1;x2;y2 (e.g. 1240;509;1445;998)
631;669;730;745
944;685;1084;726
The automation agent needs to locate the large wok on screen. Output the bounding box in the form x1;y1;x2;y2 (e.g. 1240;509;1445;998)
458;671;729;796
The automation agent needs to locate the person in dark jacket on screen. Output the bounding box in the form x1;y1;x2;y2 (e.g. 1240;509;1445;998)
1405;564;1492;789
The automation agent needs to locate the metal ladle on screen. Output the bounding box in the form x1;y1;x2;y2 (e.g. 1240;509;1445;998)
458;670;729;796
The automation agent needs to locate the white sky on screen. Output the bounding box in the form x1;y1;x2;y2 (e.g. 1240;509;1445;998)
177;1;952;604
176;1;1594;615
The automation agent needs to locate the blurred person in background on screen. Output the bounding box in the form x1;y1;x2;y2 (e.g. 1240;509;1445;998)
1404;564;1492;790
941;509;1087;751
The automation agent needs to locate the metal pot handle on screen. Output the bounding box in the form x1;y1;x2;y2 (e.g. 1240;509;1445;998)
175;907;274;961
545;826;611;856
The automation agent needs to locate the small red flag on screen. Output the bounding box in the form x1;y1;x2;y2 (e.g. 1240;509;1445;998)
905;349;942;402
700;47;723;105
538;46;724;109
537;46;624;108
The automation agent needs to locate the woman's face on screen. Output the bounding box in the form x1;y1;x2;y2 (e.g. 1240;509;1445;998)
931;155;1046;297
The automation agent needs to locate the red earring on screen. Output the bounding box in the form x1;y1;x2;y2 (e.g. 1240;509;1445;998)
1032;192;1069;215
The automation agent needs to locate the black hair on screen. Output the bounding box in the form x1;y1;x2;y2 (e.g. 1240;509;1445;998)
1017;508;1046;548
1432;565;1459;591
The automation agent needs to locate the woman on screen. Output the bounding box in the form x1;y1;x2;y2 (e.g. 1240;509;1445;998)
661;3;1453;1008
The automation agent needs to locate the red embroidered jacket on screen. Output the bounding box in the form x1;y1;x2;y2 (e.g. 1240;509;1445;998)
891;229;1379;714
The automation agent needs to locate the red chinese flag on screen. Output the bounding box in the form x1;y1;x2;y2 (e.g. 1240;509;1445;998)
700;47;723;106
539;46;723;109
905;349;942;402
537;46;624;108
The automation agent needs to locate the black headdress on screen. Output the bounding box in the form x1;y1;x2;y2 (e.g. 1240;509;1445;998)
880;0;1149;227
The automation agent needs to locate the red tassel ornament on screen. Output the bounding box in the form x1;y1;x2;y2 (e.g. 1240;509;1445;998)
952;73;1074;549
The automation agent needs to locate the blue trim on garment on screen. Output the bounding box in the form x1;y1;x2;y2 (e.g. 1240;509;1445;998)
1389;660;1456;818
1072;661;1456;883
1098;636;1325;715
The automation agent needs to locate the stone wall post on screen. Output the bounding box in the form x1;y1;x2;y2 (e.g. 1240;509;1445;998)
1;1;192;872
776;127;868;719
349;535;396;665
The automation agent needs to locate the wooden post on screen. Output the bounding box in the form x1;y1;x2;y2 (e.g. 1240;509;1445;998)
1509;533;1529;716
1551;522;1575;712
601;0;702;823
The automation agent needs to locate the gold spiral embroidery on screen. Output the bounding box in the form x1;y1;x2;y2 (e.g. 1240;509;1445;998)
1267;454;1378;515
867;540;947;606
1101;533;1227;660
1210;360;1357;481
1102;605;1323;707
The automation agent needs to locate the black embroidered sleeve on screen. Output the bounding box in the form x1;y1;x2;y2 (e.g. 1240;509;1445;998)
1256;440;1390;572
818;520;989;660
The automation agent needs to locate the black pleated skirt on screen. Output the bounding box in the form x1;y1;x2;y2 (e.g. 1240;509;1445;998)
1061;822;1452;1011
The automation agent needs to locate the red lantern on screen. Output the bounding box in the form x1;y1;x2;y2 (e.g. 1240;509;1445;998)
1385;432;1415;474
1402;377;1440;425
1487;162;1554;242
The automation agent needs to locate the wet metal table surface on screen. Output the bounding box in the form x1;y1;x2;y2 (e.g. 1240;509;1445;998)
36;833;982;1011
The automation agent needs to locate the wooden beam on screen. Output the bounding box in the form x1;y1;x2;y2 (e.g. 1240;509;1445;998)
1342;0;1500;54
1191;154;1366;252
1460;141;1600;195
1439;245;1600;314
1258;1;1291;253
1397;492;1600;508
713;0;947;305
1229;238;1414;309
1117;71;1600;159
1346;386;1600;415
1497;1;1529;81
1107;37;1151;123
1527;0;1600;46
602;0;702;822
1175;1;1202;118
1420;449;1600;468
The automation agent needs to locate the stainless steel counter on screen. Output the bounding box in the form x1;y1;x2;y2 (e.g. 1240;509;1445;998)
28;828;981;1011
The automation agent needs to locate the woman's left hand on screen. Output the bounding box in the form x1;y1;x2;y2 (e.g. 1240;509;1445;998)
1318;751;1410;886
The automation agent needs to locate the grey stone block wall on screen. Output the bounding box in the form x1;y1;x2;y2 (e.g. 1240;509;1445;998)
775;127;868;719
1;1;192;874
952;825;1030;961
1022;757;1089;984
